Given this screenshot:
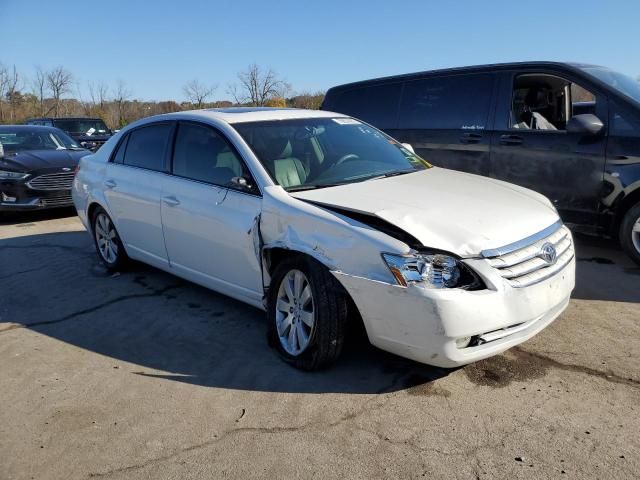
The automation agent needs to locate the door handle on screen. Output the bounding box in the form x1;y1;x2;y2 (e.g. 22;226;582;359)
460;132;483;144
103;179;117;189
162;196;180;207
499;134;524;146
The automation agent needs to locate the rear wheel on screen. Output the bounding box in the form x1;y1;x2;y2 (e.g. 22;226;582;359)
620;202;640;266
267;256;348;370
92;207;129;271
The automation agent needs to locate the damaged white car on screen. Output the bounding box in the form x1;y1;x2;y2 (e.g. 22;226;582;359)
73;108;575;370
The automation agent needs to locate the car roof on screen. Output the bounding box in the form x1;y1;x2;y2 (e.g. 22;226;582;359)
27;117;106;121
0;124;63;132
326;61;604;91
164;107;348;124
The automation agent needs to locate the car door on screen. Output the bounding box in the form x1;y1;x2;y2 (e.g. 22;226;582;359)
160;121;263;305
490;69;608;228
103;122;174;267
388;72;497;177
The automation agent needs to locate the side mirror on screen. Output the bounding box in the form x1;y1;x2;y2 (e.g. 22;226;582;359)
230;176;253;191
401;143;415;154
567;114;604;136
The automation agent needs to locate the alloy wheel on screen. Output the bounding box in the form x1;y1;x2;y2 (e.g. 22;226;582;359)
632;217;640;254
95;213;119;264
275;269;315;356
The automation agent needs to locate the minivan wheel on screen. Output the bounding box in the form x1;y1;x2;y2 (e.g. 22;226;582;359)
620;202;640;266
92;207;129;271
267;256;348;370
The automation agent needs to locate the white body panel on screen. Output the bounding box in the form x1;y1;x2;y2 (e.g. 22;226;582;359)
72;108;575;368
160;175;263;305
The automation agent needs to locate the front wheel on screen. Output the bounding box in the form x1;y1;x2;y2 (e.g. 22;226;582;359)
92;207;129;271
267;256;348;370
620;202;640;266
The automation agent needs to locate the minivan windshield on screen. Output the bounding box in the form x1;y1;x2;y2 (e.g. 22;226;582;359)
579;66;640;104
234;117;430;191
54;119;111;136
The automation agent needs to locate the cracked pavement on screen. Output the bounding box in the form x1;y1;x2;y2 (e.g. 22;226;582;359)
0;209;639;479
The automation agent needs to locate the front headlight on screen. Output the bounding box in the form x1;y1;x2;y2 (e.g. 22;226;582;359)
0;170;29;180
382;252;483;289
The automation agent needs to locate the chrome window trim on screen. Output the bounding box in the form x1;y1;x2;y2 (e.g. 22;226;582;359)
481;220;563;258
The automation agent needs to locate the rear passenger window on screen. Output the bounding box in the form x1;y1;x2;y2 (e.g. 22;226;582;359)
172;122;246;186
398;74;494;130
111;135;128;164
123;123;172;171
328;83;402;129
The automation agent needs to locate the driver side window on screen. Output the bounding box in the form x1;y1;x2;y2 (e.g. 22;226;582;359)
510;74;596;131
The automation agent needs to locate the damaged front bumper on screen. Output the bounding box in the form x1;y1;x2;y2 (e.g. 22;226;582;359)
332;256;575;368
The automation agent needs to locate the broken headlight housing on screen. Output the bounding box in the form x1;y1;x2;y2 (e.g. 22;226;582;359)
382;252;483;290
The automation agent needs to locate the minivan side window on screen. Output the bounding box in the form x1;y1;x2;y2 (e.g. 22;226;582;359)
327;83;403;129
172;122;253;189
122;123;172;171
398;74;494;130
510;74;598;131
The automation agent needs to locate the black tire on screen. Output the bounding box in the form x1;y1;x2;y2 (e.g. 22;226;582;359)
620;202;640;266
91;206;129;271
267;255;348;371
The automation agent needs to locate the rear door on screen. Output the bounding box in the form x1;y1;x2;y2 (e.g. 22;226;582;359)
160;121;263;305
389;73;496;176
104;122;174;267
490;69;608;228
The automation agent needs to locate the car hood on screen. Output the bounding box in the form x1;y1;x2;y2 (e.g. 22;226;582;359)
290;168;559;257
0;149;88;172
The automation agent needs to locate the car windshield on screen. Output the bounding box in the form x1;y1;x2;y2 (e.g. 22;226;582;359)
54;119;110;136
234;117;430;191
579;66;640;104
0;127;82;154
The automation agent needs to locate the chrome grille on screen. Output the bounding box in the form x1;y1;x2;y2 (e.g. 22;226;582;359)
483;221;574;288
26;171;75;191
40;193;73;207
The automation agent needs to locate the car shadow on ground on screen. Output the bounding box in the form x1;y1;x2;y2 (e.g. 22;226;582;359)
0;207;77;226
0;228;451;394
572;233;640;303
1;227;638;394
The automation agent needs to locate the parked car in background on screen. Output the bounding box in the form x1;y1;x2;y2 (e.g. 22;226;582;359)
26;117;113;152
0;125;89;211
322;62;640;265
73;108;574;370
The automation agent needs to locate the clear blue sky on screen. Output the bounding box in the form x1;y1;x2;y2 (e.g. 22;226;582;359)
1;0;638;102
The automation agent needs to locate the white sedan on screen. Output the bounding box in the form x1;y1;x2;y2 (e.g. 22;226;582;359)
73;108;575;370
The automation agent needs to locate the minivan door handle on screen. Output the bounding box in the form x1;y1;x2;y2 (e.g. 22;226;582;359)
460;132;483;144
499;134;524;146
162;196;181;207
103;179;117;189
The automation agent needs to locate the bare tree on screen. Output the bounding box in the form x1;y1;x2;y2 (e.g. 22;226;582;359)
5;65;22;121
183;79;217;109
113;79;131;127
32;66;49;116
228;64;290;106
46;66;73;116
0;64;8;122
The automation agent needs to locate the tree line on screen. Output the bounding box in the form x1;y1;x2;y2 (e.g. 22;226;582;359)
0;63;325;128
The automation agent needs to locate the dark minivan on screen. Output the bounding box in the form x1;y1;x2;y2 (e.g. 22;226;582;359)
322;62;640;264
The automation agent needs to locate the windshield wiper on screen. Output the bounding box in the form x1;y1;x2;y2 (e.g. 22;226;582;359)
287;182;348;192
365;169;417;181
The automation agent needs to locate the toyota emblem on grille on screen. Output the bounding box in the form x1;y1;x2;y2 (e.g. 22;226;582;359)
539;242;557;265
62;167;71;172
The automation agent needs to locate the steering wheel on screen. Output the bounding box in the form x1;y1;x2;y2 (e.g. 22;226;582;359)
335;153;360;166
